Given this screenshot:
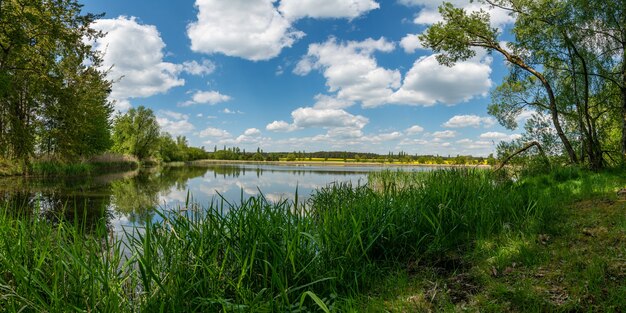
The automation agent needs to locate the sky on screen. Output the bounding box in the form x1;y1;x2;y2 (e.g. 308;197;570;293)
81;0;526;156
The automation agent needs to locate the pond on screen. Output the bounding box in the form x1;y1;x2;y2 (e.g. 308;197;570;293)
0;163;436;234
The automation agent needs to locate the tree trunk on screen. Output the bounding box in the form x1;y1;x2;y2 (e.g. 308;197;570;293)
494;46;579;164
494;141;549;171
621;85;626;162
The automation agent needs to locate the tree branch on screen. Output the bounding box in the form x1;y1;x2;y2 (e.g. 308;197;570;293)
494;141;548;171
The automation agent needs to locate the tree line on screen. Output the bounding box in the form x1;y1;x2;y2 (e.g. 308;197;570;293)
421;0;626;170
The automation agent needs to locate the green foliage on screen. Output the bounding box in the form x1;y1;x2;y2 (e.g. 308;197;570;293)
421;0;626;169
0;0;112;162
111;106;160;160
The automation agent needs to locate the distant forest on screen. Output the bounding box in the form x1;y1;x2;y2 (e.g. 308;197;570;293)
205;146;496;165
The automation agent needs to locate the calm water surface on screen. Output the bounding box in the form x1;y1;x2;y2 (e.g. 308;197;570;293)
0;163;435;233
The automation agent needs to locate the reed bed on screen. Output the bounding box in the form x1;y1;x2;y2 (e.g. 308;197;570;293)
0;168;579;311
29;154;139;177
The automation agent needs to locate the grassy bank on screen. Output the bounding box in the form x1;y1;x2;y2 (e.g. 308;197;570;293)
0;153;140;177
0;168;624;311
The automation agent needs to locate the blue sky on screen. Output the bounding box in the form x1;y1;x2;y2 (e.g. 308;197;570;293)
81;0;524;156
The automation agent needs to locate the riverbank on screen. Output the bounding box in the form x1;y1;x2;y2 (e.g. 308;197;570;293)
0;153;139;177
190;158;492;168
0;167;624;311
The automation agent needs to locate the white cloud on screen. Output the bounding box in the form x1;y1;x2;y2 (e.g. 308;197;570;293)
181;59;216;76
199;127;231;138
187;0;304;61
156;110;195;136
432;130;457;139
292;107;368;129
406;125;425;134
479;132;522;141
266;106;369;141
456;138;493;150
159;110;189;121
279;0;379;20
398;138;428;146
181;90;232;106
91;17;185;111
312;94;354;109
244;128;261;136
442;115;496;128
295;37;401;107
266;120;297;132
364;131;403;143
398;0;515;29
296;38;492;108
391;51;492;106
222;108;243;114
399;33;424;53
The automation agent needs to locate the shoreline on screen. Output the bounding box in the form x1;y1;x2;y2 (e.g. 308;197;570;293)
188;159;493;168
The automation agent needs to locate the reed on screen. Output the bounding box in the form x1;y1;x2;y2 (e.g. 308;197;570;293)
0;168;610;311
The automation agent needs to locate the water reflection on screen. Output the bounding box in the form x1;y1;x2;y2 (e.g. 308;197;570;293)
0;164;435;233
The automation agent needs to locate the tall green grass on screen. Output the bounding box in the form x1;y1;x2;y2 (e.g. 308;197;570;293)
29;158;139;177
0;168;605;311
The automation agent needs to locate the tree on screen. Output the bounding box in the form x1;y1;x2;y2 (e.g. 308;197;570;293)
420;0;626;169
0;0;109;165
420;1;578;164
112;106;160;160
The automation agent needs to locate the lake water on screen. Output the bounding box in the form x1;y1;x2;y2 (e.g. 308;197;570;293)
0;163;436;233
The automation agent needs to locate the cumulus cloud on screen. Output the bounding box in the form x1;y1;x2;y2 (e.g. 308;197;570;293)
296;37;492;107
266;120;297;132
397;0;515;29
156;110;195;136
399;33;424;53
198;127;231;138
364;131;403;143
456;139;493;150
266;106;369;141
279;0;379;20
406;125;425;134
312;94;354;109
160;110;188;121
292;107;368;129
432;130;457;139
181;90;232;106
442;115;496;128
187;0;304;61
244;128;262;136
91;16;185;110
479;132;522;141
181;59;216;76
295;37;401;107
391;51;493;106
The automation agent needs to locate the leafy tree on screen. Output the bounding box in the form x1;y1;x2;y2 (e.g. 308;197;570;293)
420;1;578;164
0;0;109;165
111;106;160;160
421;0;626;169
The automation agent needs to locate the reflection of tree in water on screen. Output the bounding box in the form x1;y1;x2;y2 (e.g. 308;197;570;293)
0;178;112;235
205;165;245;178
38;193;112;234
110;172;160;225
110;166;209;224
202;164;371;178
158;166;209;191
